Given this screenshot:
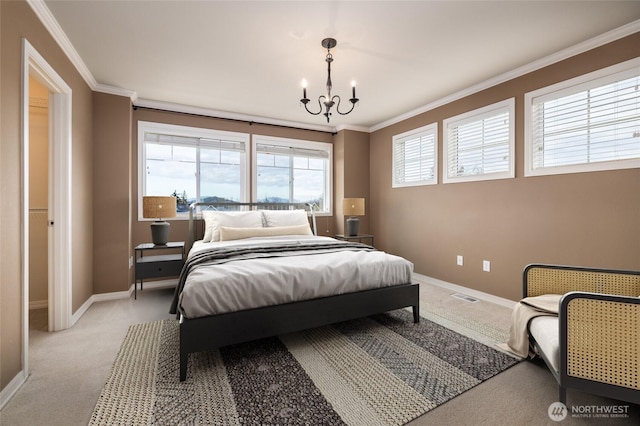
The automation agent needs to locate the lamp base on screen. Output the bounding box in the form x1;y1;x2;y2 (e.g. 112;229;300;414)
150;221;170;245
346;217;360;236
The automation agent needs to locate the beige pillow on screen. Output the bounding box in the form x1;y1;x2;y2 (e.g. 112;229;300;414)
261;209;309;227
202;210;264;242
219;224;312;241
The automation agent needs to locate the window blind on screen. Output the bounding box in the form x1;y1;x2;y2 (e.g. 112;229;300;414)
255;143;329;159
144;132;246;152
393;124;437;187
531;74;640;170
444;99;514;182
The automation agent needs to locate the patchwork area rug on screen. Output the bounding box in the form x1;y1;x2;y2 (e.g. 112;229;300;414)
90;309;519;425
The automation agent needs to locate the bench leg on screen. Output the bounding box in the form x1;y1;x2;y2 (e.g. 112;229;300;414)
413;305;420;323
559;385;567;404
180;350;188;382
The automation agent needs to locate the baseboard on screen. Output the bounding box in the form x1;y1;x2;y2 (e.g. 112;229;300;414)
412;272;517;309
29;300;48;310
0;370;28;410
91;289;132;303
70;294;97;327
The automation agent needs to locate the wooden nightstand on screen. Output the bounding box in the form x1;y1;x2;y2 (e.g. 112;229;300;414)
134;241;185;299
334;234;374;247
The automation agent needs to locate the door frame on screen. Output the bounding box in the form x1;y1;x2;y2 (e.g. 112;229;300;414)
21;39;73;375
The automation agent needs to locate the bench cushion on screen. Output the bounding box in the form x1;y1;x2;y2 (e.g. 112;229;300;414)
529;316;559;373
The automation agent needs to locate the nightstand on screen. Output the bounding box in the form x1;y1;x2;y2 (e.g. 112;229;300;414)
134;241;185;299
334;234;374;247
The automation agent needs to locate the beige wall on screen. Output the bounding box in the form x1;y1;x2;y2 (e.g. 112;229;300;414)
370;33;640;301
1;0;94;390
93;93;133;294
333;129;371;235
333;131;346;234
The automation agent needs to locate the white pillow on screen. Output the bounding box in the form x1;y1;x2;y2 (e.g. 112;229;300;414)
261;209;308;227
202;210;264;242
219;224;312;241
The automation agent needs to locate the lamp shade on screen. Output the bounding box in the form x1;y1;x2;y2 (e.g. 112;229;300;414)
342;198;365;216
143;196;177;220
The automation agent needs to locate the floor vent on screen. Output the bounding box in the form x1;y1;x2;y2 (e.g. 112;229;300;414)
451;293;479;303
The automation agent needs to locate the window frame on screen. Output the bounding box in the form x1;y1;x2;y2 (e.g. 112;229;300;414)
392;123;438;188
524;57;640;177
137;120;250;220
252;134;333;216
443;98;515;184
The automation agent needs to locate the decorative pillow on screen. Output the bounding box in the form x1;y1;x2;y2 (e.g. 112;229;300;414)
202;210;264;242
219;224;312;241
261;209;309;227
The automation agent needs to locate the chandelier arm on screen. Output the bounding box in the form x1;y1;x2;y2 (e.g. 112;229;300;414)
301;96;325;116
333;95;358;116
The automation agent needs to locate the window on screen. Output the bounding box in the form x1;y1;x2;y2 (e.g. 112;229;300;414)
443;98;515;183
392;123;438;187
253;135;332;214
138;121;249;218
525;58;640;176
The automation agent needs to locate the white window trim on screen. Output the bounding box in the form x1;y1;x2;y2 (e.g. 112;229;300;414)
252;134;333;216
137;121;250;220
524;57;640;177
443;98;515;184
392;123;438;188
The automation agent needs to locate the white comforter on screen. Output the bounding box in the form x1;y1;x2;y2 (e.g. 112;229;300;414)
177;235;413;319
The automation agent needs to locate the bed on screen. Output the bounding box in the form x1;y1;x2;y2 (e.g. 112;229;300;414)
170;202;420;381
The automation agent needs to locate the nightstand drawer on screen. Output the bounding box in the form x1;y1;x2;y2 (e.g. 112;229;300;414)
135;254;184;279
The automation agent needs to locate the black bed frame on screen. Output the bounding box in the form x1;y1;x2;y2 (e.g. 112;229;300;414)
178;202;420;381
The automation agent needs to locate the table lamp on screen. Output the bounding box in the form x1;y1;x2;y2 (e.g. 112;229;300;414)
143;196;177;245
343;198;365;236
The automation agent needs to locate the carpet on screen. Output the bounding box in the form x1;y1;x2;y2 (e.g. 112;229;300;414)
90;309;519;425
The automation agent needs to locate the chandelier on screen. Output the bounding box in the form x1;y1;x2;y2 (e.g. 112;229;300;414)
300;38;359;123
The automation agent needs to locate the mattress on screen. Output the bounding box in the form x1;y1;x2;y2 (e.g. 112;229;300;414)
175;235;413;319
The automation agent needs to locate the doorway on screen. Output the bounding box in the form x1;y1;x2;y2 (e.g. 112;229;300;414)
21;39;73;379
28;76;50;330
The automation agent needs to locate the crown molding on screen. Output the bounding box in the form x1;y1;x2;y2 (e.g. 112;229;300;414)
335;124;371;133
134;98;336;134
27;0;96;88
27;0;137;101
370;19;640;132
93;83;138;101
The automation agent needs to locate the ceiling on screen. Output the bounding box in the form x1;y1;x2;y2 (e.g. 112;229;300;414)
41;1;640;132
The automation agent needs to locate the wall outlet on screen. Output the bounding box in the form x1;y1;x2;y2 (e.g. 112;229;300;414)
483;260;491;272
457;255;464;266
129;255;133;269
